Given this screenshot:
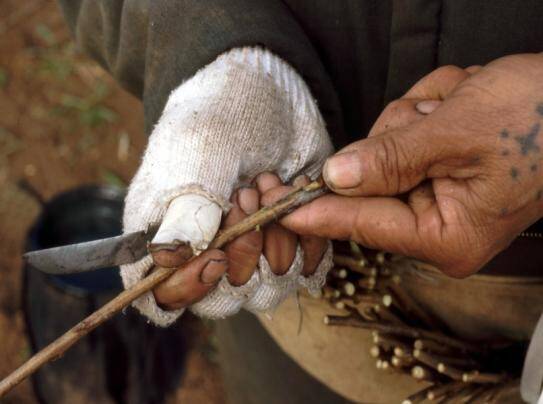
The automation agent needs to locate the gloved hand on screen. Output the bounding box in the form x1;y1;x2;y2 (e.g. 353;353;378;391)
121;47;334;326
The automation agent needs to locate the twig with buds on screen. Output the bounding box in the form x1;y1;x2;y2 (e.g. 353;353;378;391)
323;314;482;353
322;248;519;402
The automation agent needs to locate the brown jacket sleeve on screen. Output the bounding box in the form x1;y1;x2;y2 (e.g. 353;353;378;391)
56;0;343;137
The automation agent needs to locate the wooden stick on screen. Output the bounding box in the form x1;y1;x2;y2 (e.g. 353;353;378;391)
369;345;381;358
324;314;482;353
402;384;437;404
461;371;508;384
410;365;437;382
430;352;479;370
333;254;375;276
0;181;327;398
414;348;464;381
373;304;407;326
414;338;459;355
426;381;466;401
391;355;415;368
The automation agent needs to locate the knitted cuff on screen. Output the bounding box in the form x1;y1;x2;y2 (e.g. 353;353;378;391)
120;255;185;327
244;246;305;313
190;270;261;319
298;241;334;296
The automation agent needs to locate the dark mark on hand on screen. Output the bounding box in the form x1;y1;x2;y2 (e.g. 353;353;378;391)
501;149;510;156
531;163;538;172
537;104;543;117
510;167;519;180
515;123;541;156
500;129;509;139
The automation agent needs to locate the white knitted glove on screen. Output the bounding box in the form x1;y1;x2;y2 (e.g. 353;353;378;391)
121;47;334;326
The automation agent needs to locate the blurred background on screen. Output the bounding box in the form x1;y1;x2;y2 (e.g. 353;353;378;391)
0;1;224;402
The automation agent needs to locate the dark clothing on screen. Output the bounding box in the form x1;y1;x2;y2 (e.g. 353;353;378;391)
214;311;352;404
57;0;543;278
57;0;543;146
55;2;543;403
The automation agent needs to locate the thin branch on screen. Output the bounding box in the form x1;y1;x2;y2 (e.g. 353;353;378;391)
0;181;327;398
324;314;482;353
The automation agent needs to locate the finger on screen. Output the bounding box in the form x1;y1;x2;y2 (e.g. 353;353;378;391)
259;182;298;275
153;249;228;310
255;171;282;193
299;235;328;276
323;125;439;196
151;194;222;252
280;194;421;252
279;193;450;272
368;98;431;138
223;188;262;286
465;65;482;74
293;174;311;187
408;181;436;217
281;193;483;278
291;175;329;276
403;65;470;100
264;223;298;274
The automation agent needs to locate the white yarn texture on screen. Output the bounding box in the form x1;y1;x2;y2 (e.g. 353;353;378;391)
121;47;334;326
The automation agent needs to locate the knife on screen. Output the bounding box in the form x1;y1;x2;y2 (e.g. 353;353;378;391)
23;180;328;276
23;224;160;275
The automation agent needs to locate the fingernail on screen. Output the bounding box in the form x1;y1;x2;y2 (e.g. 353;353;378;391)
416;100;441;115
238;187;258;215
149;242;193;268
324;151;362;189
293;175;310;187
201;259;228;284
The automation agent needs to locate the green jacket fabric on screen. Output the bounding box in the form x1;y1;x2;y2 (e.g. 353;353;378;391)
57;0;543;147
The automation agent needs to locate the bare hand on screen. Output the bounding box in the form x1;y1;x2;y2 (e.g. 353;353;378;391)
282;55;543;277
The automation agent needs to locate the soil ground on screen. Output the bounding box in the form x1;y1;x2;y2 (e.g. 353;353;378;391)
0;1;225;403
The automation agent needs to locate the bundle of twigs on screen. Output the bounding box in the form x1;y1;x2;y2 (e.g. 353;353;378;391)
322;244;523;403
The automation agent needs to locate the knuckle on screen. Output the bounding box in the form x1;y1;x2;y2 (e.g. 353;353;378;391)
435;64;466;81
380;98;415;119
226;234;262;263
373;137;403;194
384;99;401;113
153;284;183;309
383;99;411;117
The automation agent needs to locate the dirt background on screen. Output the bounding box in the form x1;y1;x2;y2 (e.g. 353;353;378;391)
0;1;225;403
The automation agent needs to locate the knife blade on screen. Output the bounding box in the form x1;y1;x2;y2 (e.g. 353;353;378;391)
23;224;160;275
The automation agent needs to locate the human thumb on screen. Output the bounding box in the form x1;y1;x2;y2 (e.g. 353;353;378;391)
151;194;222;260
323;128;436;196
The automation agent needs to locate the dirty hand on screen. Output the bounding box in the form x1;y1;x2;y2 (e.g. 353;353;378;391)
121;47;333;326
283;54;543;278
